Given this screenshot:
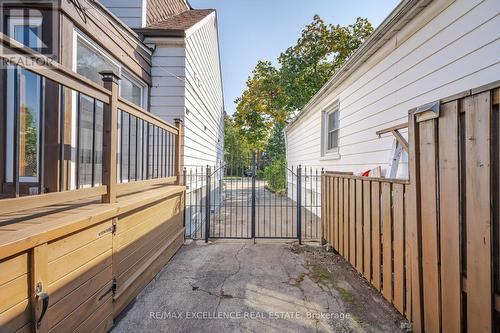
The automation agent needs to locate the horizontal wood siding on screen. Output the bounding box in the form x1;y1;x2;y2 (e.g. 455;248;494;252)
0;186;185;332
100;0;145;28
286;0;500;175
0;252;31;333
150;46;186;127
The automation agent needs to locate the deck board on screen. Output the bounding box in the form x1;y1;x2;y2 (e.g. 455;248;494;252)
0;185;185;260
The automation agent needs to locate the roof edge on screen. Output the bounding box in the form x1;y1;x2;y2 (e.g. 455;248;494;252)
285;0;430;132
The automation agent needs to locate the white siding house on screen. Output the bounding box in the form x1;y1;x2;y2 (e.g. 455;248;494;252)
100;1;225;170
184;13;225;168
99;0;224;233
286;0;500;178
99;0;146;28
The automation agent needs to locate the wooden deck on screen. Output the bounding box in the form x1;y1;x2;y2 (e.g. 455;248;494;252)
0;184;185;333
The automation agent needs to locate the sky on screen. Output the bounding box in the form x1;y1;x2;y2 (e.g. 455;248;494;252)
189;0;400;115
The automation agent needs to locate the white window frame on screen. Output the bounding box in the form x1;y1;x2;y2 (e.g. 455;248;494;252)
321;101;340;160
5;17;43;183
121;70;148;109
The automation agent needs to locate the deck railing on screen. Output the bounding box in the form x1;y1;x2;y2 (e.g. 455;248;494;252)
0;32;182;214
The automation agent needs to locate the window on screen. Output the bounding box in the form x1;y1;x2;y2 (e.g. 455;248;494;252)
5;17;44;183
72;31;148;188
75;33;120;86
321;101;340;157
74;31;148;108
327;111;339;150
121;72;147;108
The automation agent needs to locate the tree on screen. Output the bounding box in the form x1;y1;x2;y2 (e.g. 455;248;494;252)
224;115;251;175
231;15;374;181
233;16;373;154
233;61;283;152
278;16;373;113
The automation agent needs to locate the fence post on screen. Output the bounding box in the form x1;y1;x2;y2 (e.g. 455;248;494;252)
205;166;211;243
321;169;326;245
183;168;187;229
297;165;302;244
100;71;119;203
251;151;256;239
174;118;184;185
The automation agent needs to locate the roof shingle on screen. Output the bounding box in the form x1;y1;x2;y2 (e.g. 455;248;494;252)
145;8;214;31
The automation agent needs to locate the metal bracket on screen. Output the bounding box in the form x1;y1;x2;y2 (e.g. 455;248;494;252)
415;100;440;122
35;282;49;328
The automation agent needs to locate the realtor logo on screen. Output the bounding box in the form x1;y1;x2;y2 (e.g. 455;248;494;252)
0;0;59;68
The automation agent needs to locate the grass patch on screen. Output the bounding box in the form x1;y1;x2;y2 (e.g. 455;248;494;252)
308;264;355;305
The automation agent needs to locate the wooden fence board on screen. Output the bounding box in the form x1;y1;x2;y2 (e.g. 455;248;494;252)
321;175;326;244
393;183;405;313
382;182;393;302
372;181;381;290
464;92;492;333
356;179;363;274
438;100;462;333
418;119;441;333
363;180;372;282
328;176;333;245
350;179;356;266
333;177;339;249
339;178;344;254
344;179;349;258
404;184;412;320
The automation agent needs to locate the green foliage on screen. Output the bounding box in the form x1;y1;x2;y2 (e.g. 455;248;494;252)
278;16;373;113
224;115;251;176
263;156;287;194
231;15;373;159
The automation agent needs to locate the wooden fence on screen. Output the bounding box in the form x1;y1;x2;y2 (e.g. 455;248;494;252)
322;84;500;333
321;174;411;316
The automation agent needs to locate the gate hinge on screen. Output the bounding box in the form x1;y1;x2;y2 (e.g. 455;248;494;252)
99;278;117;301
112;278;117;294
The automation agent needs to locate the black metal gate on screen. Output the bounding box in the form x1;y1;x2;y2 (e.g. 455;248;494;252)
184;153;321;242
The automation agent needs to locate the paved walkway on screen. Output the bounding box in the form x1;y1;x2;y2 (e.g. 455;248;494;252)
113;241;406;333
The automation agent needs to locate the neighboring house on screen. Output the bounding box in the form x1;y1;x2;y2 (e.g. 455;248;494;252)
101;0;225;169
286;0;500;178
102;0;225;235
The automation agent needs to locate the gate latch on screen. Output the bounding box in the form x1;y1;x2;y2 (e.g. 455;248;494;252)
35;282;49;328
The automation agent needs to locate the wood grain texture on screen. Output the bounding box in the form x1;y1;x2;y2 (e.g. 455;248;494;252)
438;101;462;333
356;179;363;274
418;119;441;333
407;112;423;332
333;177;339;250
464;92;492;333
363;180;372;282
382;182;393;302
31;243;48;333
344;178;349;259
393;183;405;314
350;179;356;266
371;181;381;290
339;178;344;255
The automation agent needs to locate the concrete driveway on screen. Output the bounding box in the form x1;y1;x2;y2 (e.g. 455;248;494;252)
113;241;406;333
